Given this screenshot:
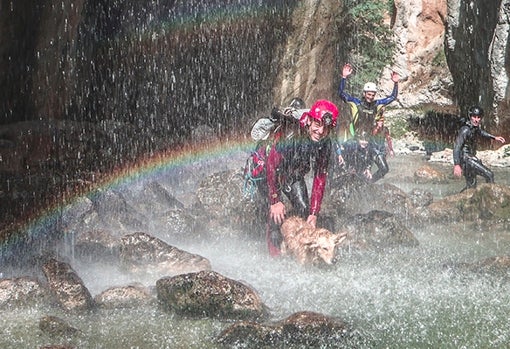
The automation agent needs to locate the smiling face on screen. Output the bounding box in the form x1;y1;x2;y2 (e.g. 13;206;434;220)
307;118;330;142
470;114;482;127
363;91;376;103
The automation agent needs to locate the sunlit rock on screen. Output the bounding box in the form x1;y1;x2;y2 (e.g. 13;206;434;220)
124;181;185;220
342;210;419;250
0;277;53;308
73;229;120;263
413;165;448;183
160;208;199;241
39;315;79;338
192;169;265;236
94;283;154;309
419;183;510;222
119;232;211;277
325;176;415;223
156;270;268;320
408;188;434;207
42;258;95;311
216;311;360;347
89;188;148;231
429;146;510;168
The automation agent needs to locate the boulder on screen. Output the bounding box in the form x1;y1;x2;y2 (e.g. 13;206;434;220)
39;315;79;338
413;164;448;183
42;258;95;311
447;255;510;278
156;270;268;320
192;169;265;237
342;210;419;250
119;232;211;277
216;311;360;347
73;229;120;263
94;283;154;308
0;276;53;308
418;183;510;222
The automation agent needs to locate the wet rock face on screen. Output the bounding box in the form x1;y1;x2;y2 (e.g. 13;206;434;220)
420;183;510;222
343;210;420;250
156;270;268;320
325;176;415;222
42;258;95;311
216;311;360;347
119;232;211;277
193;169;266;238
0;277;53;308
39;315;79;338
94;283;154;309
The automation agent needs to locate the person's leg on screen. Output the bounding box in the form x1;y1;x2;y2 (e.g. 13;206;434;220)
371;152;389;182
266;217;282;256
284;179;309;219
461;158;478;192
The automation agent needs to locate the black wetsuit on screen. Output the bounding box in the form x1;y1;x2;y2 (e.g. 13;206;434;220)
453;121;496;191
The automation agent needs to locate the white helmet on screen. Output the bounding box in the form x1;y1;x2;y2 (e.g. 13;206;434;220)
363;82;377;92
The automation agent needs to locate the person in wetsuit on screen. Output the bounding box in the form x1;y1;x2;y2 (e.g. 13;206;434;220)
453;105;506;192
263;99;339;256
335;63;399;163
337;131;376;182
370;110;394;182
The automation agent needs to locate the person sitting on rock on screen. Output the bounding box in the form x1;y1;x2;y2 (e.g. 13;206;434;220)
453;105;506;192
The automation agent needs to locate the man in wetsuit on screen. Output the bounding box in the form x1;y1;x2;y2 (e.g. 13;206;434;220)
453;105;506;192
264;99;339;256
370;110;394;182
337;131;376;182
336;63;399;152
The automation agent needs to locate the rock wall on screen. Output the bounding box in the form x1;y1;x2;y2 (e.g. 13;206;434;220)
445;0;510;123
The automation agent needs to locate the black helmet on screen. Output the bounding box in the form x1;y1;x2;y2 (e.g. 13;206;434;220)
468;105;484;118
288;97;306;109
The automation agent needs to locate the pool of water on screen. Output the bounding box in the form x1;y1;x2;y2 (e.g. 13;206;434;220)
2;153;510;348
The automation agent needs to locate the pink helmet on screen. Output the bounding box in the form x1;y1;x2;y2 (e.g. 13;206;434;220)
300;99;339;128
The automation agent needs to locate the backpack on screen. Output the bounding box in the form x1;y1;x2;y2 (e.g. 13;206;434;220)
242;107;305;200
242;142;270;201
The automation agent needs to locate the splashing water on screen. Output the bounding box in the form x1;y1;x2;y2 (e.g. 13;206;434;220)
2;144;510;348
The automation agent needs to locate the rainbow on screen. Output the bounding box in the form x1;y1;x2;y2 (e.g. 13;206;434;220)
0;137;254;262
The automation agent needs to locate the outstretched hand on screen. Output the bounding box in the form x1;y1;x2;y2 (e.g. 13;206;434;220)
494;136;506;144
391;70;400;83
342;63;353;79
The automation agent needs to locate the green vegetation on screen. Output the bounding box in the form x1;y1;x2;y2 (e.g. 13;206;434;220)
432;48;447;67
344;0;396;85
387;115;408;139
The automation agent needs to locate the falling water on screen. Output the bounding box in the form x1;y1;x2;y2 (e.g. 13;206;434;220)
2;151;510;348
2;1;510;348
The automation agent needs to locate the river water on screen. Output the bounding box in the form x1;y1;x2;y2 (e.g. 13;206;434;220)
2;153;510;348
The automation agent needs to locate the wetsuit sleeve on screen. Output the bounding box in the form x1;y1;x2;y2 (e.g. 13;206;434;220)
309;141;331;216
375;82;398;106
266;141;283;205
453;126;469;165
338;78;361;104
480;129;496;140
